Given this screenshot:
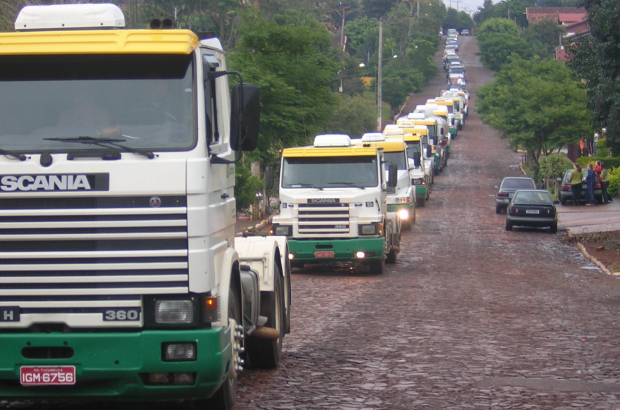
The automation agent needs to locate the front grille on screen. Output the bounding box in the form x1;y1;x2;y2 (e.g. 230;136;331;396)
297;203;350;236
0;196;188;327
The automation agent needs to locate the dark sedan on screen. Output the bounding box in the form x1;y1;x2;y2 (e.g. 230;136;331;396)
495;177;536;213
558;169;603;205
506;190;558;233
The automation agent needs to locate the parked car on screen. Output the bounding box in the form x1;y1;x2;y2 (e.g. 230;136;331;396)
446;40;459;51
461;29;470;36
558;169;603;205
495;177;536;213
444;44;458;54
444;54;460;70
505;189;558;233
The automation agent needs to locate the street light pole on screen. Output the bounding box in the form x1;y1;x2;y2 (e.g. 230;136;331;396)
377;19;383;132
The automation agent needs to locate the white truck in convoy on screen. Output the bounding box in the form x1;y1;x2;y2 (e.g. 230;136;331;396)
0;4;291;410
271;134;401;274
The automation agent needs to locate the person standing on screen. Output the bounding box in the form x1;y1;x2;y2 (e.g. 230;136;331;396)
601;162;611;204
579;137;586;157
585;163;597;206
570;163;583;206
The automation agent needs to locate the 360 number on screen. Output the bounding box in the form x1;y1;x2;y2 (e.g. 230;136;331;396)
103;309;140;321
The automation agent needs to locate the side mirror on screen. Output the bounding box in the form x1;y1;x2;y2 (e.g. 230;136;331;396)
556;177;562;183
388;164;398;188
407;158;415;170
230;83;260;151
265;166;274;191
426;146;432;157
429;139;435;146
413;151;421;168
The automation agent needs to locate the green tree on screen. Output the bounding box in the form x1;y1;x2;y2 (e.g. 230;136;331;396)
476;17;520;38
229;10;339;163
381;57;425;112
363;0;398;19
539;153;570;195
567;0;620;156
521;19;565;60
478;33;532;71
326;94;378;137
477;57;591;165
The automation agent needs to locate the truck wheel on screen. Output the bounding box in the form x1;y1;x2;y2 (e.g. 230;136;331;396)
417;197;426;207
202;286;241;410
368;257;385;274
246;268;284;369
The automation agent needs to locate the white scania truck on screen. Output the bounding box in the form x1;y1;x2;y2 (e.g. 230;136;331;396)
271;135;401;274
0;4;290;410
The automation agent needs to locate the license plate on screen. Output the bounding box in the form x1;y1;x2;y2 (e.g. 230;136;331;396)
20;366;76;386
315;251;334;258
526;209;540;214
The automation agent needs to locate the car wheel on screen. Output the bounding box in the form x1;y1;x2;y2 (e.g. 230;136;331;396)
560;197;566;205
505;221;513;231
495;205;502;214
550;222;558;234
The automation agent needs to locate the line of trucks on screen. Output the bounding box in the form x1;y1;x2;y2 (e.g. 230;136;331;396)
0;4;469;408
270;84;470;275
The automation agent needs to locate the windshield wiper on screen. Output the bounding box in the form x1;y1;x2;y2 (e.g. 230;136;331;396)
327;182;356;185
0;148;27;161
44;136;154;159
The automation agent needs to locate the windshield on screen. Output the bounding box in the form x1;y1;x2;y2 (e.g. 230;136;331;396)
406;144;420;159
0;54;195;153
501;178;536;190
383;151;407;171
282;156;378;188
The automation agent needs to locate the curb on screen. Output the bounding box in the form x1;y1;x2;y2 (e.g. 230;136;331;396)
567;231;620;276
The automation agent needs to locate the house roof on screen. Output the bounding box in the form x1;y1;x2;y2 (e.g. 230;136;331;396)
526;7;586;24
559;13;586;23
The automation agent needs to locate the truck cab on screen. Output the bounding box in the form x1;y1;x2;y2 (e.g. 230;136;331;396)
0;5;290;409
272;134;401;274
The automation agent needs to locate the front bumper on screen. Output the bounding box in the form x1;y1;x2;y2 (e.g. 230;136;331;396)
288;237;384;262
0;328;230;400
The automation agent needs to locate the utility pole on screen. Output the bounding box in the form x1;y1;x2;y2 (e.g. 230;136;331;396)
453;0;461;11
338;6;351;93
377;19;383;132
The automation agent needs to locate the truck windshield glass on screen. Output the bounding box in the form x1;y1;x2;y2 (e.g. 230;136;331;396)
383;152;406;170
406;145;420;159
0;54;195;153
282;156;378;188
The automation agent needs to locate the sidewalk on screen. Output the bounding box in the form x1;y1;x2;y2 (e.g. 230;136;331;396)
235;214;270;236
558;200;620;234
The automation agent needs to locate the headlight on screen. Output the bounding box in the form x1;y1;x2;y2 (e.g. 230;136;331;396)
274;225;291;236
163;343;197;361
155;300;194;324
398;209;409;220
359;224;377;235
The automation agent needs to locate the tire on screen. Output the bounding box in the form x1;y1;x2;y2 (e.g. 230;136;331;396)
495;205;502;214
245;268;284;369
417;197;426;207
550;222;558;233
201;286;241;410
458;122;463;131
560;197;567;205
505;221;513;231
368;257;385;274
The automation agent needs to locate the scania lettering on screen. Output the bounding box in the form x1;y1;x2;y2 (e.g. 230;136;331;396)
0;4;291;410
271;134;401;274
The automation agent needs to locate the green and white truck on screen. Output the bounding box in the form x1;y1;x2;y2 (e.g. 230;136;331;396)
0;4;291;409
271;134;401;274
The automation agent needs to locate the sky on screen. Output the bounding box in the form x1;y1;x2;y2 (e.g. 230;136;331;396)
442;0;494;16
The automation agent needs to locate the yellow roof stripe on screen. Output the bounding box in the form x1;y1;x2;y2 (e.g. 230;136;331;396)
282;146;378;158
351;139;406;152
0;29;199;55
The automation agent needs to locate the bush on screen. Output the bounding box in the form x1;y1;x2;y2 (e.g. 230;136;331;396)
609;168;620;198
